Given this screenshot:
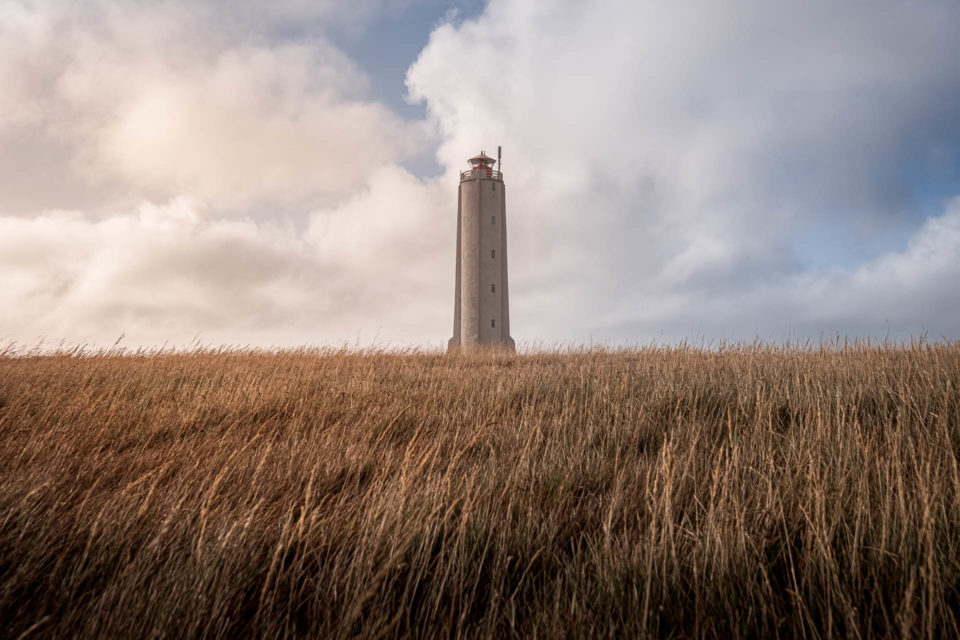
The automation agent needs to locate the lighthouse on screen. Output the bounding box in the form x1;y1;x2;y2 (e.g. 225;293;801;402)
448;150;515;352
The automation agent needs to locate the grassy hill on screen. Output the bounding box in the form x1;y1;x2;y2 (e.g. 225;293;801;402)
1;344;959;638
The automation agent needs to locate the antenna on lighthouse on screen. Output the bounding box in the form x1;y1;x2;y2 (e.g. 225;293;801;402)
497;146;502;173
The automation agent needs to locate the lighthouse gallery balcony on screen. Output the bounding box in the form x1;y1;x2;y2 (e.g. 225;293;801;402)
460;168;503;181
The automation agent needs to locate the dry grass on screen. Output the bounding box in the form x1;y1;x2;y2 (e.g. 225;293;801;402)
1;343;960;638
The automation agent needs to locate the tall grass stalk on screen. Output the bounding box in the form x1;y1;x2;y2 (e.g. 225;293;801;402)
1;343;959;638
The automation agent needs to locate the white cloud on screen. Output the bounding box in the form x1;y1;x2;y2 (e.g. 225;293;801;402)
0;0;451;348
2;0;960;349
88;43;425;206
407;0;960;342
0;168;451;348
0;0;431;211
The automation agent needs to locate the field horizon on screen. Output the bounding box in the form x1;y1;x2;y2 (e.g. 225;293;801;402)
2;343;959;638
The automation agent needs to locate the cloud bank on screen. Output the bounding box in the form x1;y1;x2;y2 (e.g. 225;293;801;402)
408;0;960;342
2;0;960;348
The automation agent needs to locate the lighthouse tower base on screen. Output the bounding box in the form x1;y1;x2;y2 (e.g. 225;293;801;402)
447;336;515;353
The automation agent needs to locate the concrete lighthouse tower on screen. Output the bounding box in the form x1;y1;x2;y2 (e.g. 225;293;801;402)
448;149;515;352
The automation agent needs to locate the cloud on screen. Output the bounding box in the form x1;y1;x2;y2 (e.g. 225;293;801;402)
0;0;450;347
0;167;451;348
2;0;960;348
89;43;425;207
599;197;960;343
0;0;430;212
407;0;960;342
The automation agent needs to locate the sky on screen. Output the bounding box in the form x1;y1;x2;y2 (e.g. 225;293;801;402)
2;0;960;350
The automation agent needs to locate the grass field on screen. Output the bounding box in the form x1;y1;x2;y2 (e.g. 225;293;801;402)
1;343;959;638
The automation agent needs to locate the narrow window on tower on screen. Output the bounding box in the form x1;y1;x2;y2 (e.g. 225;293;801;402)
491;215;496;224
491;284;496;293
491;319;496;328
491;249;496;258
